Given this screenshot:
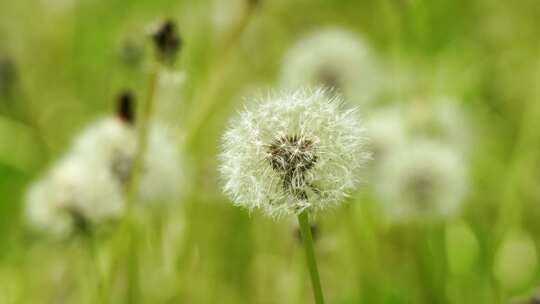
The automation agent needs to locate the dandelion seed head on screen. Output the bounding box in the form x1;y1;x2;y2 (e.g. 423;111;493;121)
138;124;188;205
24;156;124;237
280;28;383;105
71;116;186;205
70;117;137;185
376;140;467;223
154;69;186;124
220;88;370;218
364;106;406;169
406;97;470;153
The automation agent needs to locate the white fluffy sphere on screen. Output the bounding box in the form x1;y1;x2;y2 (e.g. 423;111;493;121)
376;139;467;223
25;156;125;237
280;28;384;105
220;89;371;218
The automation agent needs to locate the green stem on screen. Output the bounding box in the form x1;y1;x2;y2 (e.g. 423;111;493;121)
126;222;140;304
118;63;160;304
125;64;160;207
88;236;109;304
297;211;325;304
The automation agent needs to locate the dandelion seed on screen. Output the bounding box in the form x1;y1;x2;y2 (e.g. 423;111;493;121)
376;139;467;223
280;29;384;105
219;88;370;218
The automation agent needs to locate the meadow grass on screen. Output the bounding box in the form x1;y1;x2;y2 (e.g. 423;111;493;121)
1;0;540;303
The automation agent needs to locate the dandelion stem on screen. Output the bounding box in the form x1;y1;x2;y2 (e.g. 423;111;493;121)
121;63;160;304
87;236;109;304
125;64;159;207
297;211;325;304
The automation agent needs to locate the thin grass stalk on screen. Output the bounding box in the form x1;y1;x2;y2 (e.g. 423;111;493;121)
118;63;160;304
87;236;110;304
184;2;258;144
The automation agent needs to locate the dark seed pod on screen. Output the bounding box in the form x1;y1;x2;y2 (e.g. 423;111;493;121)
151;19;182;65
116;90;136;124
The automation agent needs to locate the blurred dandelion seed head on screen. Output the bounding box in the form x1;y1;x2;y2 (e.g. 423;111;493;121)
406;97;470;152
138;124;188;205
280;28;384;105
70;117;137;185
376;140;467;223
220;88;370;218
25;156;125;237
364;106;406;169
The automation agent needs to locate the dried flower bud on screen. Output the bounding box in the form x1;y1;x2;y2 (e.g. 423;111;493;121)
116;90;136;124
151;20;182;65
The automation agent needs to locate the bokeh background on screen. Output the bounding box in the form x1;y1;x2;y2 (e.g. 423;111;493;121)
1;0;540;303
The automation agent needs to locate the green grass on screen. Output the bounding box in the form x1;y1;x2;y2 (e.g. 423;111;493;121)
1;0;540;303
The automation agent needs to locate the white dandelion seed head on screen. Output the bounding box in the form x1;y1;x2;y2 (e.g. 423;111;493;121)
376;140;467;223
364;106;407;169
219;88;371;219
138;124;188;205
280;28;384;106
25;178;72;238
70;117;137;186
71;117;187;205
154;69;186;126
24;156;125;237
